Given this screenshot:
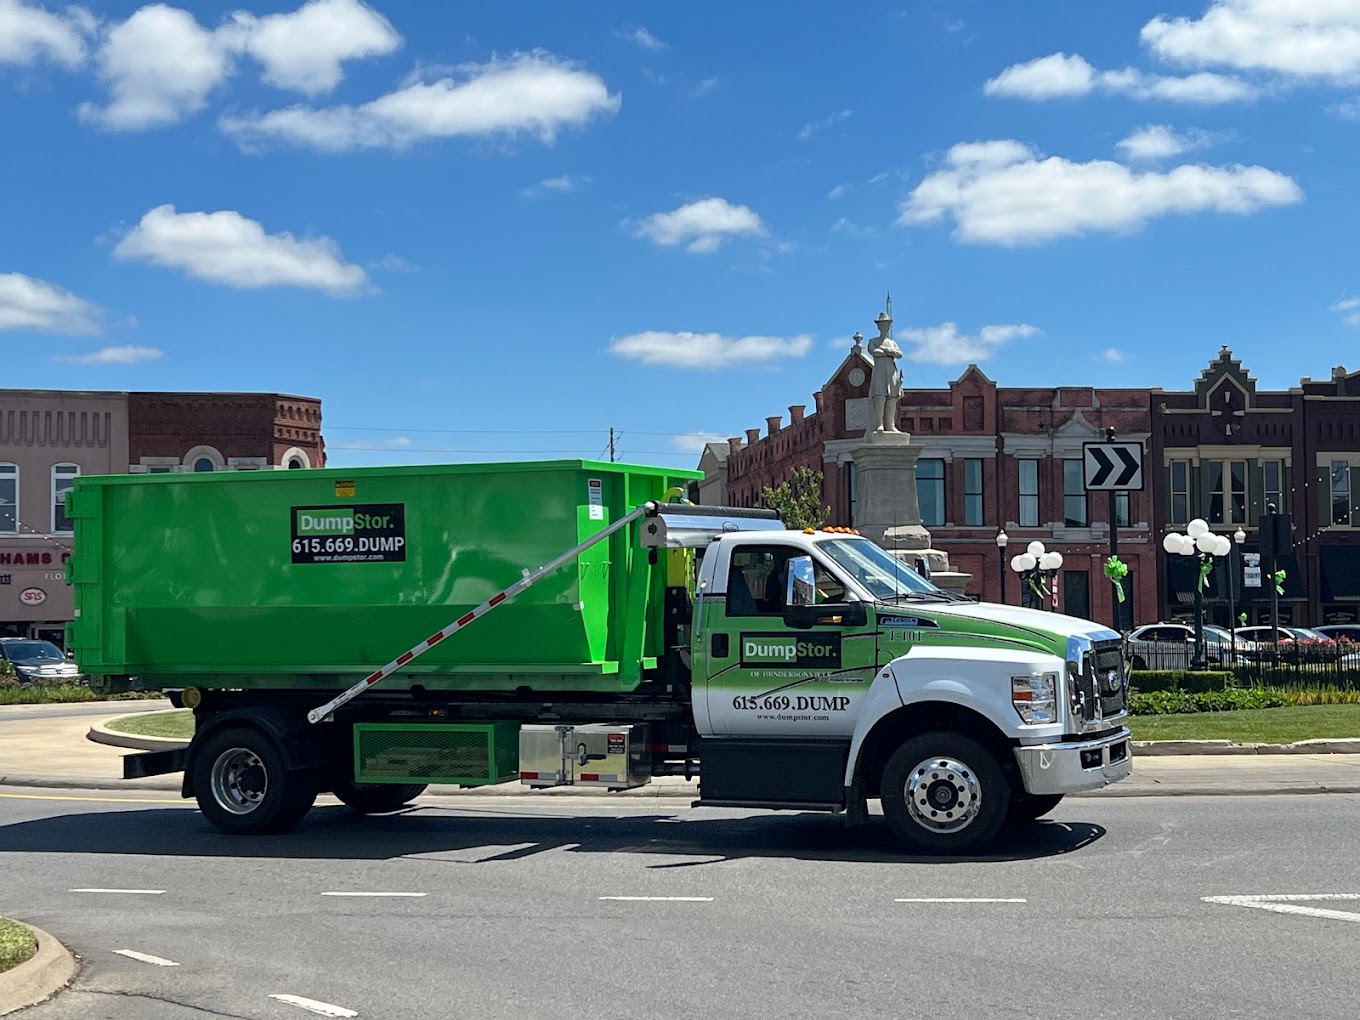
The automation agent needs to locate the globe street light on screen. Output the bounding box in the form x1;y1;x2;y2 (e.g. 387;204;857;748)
1230;527;1246;665
996;530;1008;604
1010;540;1063;611
1163;519;1231;669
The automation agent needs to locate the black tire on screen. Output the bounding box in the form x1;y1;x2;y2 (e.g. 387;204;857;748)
1008;793;1064;824
192;726;317;835
332;778;427;814
879;731;1012;854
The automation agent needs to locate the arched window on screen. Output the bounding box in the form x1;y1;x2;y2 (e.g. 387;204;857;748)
280;447;311;470
193;457;216;472
52;463;78;533
0;464;17;534
182;446;225;472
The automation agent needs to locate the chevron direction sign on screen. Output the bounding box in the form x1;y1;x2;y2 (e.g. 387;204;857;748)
1082;441;1144;491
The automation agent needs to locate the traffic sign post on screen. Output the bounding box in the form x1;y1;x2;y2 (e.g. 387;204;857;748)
1085;434;1145;631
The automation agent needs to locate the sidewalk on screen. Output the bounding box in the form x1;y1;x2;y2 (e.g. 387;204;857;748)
3;703;1360;799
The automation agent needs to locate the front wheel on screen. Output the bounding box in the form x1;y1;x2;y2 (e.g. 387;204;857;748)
193;726;317;835
879;732;1011;854
332;778;427;814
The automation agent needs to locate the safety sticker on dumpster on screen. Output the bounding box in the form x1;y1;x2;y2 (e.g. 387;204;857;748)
587;478;605;520
290;504;407;563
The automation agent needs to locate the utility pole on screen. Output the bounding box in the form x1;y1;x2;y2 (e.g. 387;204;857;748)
608;427;616;463
1106;426;1120;631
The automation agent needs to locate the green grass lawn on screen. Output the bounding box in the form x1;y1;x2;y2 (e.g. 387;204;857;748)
0;917;37;974
1130;704;1360;744
106;708;194;740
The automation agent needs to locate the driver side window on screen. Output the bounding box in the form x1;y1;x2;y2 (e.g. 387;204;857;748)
726;546;798;618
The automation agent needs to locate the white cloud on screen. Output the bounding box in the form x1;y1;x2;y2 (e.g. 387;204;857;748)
1101;346;1131;362
55;344;163;364
1116;124;1221;160
899;323;1040;366
335;436;413;450
672;431;724;454
1142;0;1360;81
609;330;814;369
220;51;620;151
828;183;849;199
0;272;101;334
630;198;766;254
1333;296;1360;326
79;4;234;131
368;253;414;271
797;108;852;141
226;0;401;96
621;26;666;51
985;51;1256;103
899;139;1302;246
831;217;876;239
0;0;92;68
112;204;369;295
1334;96;1360;119
520;173;590;197
692;76;719;96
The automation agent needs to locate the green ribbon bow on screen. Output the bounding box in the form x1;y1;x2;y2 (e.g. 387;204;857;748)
1104;555;1128;603
1027;572;1050;602
1197;556;1214;593
1272;569;1286;597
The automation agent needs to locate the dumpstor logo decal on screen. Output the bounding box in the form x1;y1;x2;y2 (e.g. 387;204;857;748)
291;503;406;563
739;632;841;669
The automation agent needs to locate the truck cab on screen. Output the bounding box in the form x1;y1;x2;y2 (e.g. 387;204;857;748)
684;526;1132;853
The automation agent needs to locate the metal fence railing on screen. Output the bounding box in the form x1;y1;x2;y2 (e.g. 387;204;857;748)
1129;641;1360;689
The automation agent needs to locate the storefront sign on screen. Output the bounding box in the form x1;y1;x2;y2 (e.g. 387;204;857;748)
18;587;46;606
1243;552;1261;588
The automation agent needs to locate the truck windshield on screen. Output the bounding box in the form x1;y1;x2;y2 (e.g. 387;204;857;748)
817;537;944;600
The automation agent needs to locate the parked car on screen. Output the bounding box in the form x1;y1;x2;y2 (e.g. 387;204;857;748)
1316;625;1360;643
1234;626;1343;663
1127;623;1258;670
0;638;82;685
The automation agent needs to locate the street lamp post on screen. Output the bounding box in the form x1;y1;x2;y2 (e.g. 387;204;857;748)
1162;519;1231;670
996;530;1009;604
1010;540;1063;612
1230;527;1246;667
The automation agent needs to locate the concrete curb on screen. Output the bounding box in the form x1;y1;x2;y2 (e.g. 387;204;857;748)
0;922;77;1017
86;717;189;752
1132;738;1360;756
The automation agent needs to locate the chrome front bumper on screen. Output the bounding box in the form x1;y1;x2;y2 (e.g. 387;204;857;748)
1013;728;1133;796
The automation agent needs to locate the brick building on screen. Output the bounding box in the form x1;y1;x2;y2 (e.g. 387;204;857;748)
1152;348;1360;626
0;388;325;646
720;341;1156;625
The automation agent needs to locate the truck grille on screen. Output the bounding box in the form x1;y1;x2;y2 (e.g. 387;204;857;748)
1074;640;1128;723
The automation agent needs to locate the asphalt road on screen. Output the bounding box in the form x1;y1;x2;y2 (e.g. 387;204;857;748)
2;789;1358;1020
0;701;170;725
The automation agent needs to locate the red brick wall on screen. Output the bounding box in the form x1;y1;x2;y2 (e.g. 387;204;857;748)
128;392;324;468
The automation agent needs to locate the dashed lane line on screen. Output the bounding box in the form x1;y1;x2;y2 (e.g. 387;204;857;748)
113;950;180;967
895;898;1028;903
270;994;359;1017
70;888;165;895
321;892;427;898
1203;894;1360;924
599;896;714;902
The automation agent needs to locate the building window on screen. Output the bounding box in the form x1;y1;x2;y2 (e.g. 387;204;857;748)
0;464;16;534
192;458;216;472
1263;460;1284;514
1333;460;1352;526
1115;491;1131;528
963;459;984;526
1063;460;1088;527
52;464;78;533
1168;460;1190;524
1208;459;1248;525
917;458;945;527
287;459;305;469
1018;459;1039;528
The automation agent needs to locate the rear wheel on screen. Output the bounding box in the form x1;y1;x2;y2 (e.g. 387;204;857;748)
879;732;1010;854
193;726;317;835
332;778;427;814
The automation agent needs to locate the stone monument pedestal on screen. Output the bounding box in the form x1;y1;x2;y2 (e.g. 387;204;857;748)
849;431;972;595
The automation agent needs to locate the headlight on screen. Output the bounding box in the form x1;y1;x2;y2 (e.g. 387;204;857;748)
1012;671;1059;724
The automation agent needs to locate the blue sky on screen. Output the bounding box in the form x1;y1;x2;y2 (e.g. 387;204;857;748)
3;0;1359;470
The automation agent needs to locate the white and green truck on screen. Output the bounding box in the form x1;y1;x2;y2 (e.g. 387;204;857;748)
75;460;1132;854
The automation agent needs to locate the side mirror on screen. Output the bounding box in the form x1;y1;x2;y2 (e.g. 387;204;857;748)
785;556;817;608
784;600;868;630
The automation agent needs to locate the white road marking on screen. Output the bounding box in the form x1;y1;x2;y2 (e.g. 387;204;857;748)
1203;894;1360;924
70;888;165;895
113;950;179;967
895;898;1028;903
270;994;359;1017
321;892;426;898
598;896;714;902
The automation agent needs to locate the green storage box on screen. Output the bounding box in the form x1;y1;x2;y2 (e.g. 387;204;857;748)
353;722;520;785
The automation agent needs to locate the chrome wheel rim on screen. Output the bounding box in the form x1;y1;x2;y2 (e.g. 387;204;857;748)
904;756;982;833
210;747;267;816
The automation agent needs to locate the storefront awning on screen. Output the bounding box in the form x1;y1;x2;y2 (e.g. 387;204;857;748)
1321;546;1360;602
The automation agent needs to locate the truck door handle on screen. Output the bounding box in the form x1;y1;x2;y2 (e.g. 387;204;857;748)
711;633;729;658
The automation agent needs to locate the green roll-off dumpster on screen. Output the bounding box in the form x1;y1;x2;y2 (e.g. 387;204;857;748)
67;460;697;693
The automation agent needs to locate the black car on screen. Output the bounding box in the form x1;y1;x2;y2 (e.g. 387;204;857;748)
0;638;82;685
